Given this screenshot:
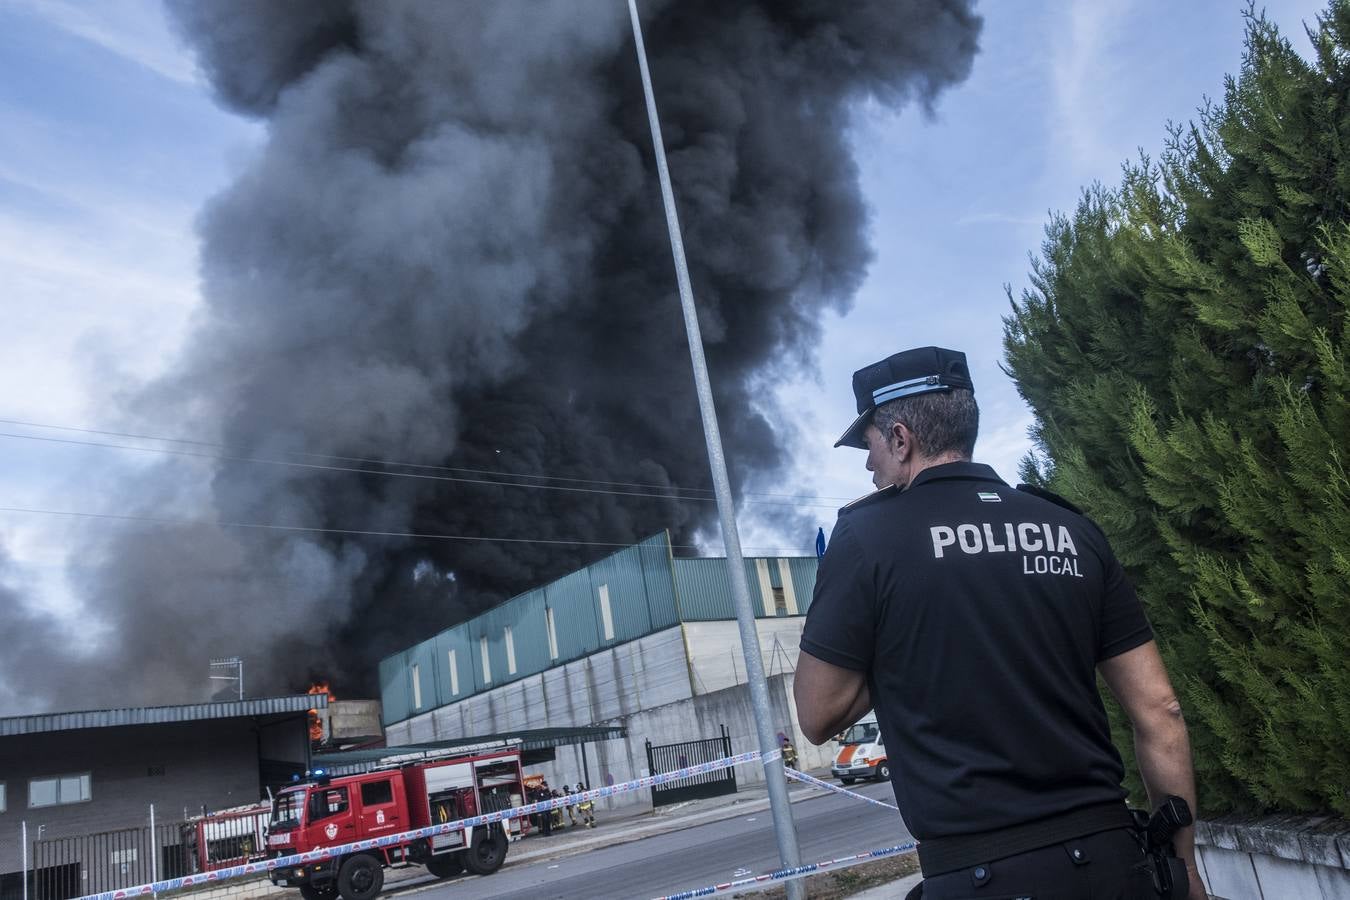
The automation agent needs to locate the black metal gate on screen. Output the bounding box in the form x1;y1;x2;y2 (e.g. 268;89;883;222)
29;823;189;900
645;724;737;808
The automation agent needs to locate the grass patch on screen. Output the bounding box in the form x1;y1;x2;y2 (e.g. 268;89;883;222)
729;852;918;899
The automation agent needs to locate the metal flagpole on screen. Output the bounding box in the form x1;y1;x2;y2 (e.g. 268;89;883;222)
625;2;804;896
21;821;28;900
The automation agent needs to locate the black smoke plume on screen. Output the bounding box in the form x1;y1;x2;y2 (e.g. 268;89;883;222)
0;0;980;713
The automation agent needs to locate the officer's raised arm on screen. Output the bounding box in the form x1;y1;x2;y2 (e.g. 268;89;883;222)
794;652;870;745
797;518;877;744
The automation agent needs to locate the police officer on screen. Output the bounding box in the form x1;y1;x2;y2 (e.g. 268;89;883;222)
793;347;1204;899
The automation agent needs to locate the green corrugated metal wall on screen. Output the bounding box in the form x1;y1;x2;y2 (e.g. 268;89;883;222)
785;557;819;611
669;557;733;619
545;566;599;659
640;537;680;628
378;532;818;725
405;638;438;716
432;624;474;705
588;544;650;640
378;652;410;724
669;557;800;620
507;589;552;677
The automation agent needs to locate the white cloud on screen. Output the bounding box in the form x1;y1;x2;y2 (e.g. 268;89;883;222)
954;211;1045;228
1048;0;1135;185
976;407;1035;484
1;0;199;85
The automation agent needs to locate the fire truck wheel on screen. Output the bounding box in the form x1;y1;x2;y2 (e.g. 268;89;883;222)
876;763;891;781
424;854;464;879
463;827;508;876
337;854;384;900
299;881;338;900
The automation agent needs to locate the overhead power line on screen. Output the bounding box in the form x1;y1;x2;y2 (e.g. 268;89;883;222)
0;430;840;510
0;505;807;557
1;417;727;492
0;424;852;511
0;417;852;503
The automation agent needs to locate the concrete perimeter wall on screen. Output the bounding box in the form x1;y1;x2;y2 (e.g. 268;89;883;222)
1196;815;1350;899
386;624;835;812
682;618;805;696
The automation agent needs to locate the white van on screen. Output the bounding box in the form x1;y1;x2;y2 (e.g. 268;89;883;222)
830;713;889;784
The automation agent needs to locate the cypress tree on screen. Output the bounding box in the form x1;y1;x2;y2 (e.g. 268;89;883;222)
1004;3;1350;815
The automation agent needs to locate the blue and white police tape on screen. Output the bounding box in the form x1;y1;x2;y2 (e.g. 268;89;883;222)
649;840;918;900
783;767;899;811
78;750;765;900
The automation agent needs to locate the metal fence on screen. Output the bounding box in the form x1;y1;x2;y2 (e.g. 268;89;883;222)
645;725;737;808
24;808;270;900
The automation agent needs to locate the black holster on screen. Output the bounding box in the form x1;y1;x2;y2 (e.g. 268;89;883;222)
1161;856;1189;899
1131;797;1192;899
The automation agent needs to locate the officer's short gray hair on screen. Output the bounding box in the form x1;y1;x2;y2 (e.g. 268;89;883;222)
873;388;978;459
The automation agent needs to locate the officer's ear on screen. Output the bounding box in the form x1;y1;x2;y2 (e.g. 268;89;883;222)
890;421;912;458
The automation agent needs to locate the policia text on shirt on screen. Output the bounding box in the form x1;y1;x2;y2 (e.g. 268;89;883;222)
793;346;1204;900
929;521;1083;577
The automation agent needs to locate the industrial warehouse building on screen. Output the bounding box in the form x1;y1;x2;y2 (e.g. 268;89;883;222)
0;696;319;900
378;533;835;808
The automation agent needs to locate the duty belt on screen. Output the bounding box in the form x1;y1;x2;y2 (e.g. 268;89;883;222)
916;801;1135;876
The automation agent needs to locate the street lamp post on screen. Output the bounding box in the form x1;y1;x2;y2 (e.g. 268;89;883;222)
625;3;805;897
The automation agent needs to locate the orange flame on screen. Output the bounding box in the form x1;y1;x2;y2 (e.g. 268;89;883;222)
307;682;334;742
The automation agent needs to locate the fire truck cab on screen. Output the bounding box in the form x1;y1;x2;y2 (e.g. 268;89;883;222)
267;743;528;900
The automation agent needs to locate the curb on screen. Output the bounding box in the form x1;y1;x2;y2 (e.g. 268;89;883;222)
849;871;921;899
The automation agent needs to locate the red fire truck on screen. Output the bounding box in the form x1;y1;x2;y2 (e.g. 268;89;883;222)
182;802;272;873
266;742;530;900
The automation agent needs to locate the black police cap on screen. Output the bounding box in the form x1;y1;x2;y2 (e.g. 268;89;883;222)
835;347;974;449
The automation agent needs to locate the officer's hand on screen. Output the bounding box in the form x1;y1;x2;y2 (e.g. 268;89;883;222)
1185;861;1207;900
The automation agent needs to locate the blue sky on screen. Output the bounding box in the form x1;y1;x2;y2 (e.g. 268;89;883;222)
774;0;1324;542
0;0;1326;613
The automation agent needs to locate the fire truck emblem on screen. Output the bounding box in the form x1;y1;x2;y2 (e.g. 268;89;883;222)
376;810;386;824
325;823;339;840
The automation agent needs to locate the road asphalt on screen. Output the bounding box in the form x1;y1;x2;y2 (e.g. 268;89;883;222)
380;766;923;900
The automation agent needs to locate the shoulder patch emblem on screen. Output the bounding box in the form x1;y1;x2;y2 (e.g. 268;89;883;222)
977;491;1001;502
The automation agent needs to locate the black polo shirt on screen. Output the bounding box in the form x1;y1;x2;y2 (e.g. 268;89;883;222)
800;462;1152;840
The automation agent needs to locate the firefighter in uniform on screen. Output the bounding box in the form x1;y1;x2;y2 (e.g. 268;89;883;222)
793;347;1204;899
779;735;799;771
532;781;554;836
576;784;596;828
562;784;579;826
550;787;567;830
